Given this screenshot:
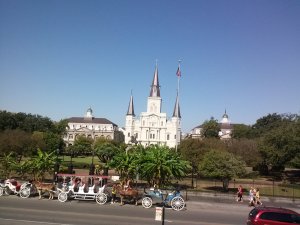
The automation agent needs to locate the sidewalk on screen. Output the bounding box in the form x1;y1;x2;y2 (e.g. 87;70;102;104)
184;191;300;210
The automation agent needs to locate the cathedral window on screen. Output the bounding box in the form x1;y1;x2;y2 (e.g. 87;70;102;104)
174;135;176;139
127;132;130;137
161;121;163;126
153;134;155;139
167;134;170;140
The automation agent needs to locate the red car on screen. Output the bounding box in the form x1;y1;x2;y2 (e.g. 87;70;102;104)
247;206;300;225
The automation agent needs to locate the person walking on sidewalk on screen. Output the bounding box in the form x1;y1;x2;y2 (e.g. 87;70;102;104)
249;187;256;206
237;185;243;202
255;188;262;205
111;184;117;204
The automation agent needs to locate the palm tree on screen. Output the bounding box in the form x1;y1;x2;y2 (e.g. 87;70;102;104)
138;145;190;187
0;152;17;178
109;150;138;180
28;148;56;181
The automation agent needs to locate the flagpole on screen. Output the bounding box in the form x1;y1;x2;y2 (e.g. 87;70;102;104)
177;60;181;96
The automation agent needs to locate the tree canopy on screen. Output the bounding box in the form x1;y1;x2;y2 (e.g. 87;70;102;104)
200;117;220;138
199;150;246;191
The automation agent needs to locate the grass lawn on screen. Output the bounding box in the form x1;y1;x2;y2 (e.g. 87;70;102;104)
59;156;102;164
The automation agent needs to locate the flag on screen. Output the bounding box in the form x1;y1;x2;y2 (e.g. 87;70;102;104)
176;66;181;77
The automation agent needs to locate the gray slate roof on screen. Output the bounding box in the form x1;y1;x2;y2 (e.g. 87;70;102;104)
68;117;117;126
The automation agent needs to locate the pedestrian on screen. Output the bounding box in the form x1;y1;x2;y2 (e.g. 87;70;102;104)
111;184;117;204
249;187;255;207
237;185;243;202
255;188;262;205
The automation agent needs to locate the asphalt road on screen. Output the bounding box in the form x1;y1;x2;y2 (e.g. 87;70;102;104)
0;196;299;225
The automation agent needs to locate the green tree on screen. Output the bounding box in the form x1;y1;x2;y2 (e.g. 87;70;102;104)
231;124;254;139
0;129;32;160
43;131;64;153
53;119;69;135
109;150;138;180
0;110;55;133
228;139;261;167
0;111;18;130
67;135;93;156
138;145;190;187
0;152;17;178
94;141;121;175
258;120;300;172
201;117;220;138
178;139;207;166
199;150;246;191
27;148;56;181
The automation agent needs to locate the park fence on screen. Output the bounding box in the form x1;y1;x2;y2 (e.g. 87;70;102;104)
181;178;300;202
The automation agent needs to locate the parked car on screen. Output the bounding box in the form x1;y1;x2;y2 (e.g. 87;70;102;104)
247;206;300;225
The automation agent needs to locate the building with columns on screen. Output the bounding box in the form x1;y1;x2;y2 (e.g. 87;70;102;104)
124;64;181;148
63;107;124;147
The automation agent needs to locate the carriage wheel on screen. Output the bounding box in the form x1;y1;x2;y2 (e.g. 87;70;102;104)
0;187;4;196
171;196;185;211
96;193;107;205
58;192;68;202
4;187;11;195
19;187;31;198
142;197;153;209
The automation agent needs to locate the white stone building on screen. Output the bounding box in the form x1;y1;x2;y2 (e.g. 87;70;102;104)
124;64;181;148
63;108;124;146
218;110;233;140
189;110;233;140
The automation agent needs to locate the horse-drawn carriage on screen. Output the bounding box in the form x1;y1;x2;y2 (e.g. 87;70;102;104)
142;187;185;211
56;174;110;205
0;179;33;198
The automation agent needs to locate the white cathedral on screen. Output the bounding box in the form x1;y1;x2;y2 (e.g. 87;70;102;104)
123;64;181;148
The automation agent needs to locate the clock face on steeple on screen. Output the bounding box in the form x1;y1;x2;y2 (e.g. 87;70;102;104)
150;103;157;113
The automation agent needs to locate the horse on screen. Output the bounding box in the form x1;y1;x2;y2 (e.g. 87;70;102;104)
32;181;56;200
116;184;139;206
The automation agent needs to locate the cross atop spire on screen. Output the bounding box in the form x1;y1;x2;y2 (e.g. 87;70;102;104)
149;62;160;97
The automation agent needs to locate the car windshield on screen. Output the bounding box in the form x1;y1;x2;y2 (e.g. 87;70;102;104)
291;214;300;224
249;208;259;218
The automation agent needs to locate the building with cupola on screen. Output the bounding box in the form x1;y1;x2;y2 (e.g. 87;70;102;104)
189;110;233;140
63;107;124;146
123;64;181;148
218;110;233;139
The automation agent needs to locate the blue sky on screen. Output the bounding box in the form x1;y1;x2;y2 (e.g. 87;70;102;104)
1;0;299;133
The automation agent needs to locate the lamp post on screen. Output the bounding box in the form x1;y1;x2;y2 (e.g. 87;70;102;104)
89;149;95;176
191;163;194;189
68;149;73;174
53;148;60;184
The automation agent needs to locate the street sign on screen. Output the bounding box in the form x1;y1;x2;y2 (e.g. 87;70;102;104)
155;207;163;221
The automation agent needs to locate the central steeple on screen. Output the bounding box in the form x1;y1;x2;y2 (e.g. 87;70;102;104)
147;63;162;114
149;63;160;97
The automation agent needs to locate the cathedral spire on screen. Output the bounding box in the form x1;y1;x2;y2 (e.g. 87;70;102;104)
126;92;135;116
149;63;160;97
172;92;181;118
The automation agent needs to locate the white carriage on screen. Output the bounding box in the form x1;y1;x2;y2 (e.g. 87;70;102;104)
0;179;32;198
56;174;109;205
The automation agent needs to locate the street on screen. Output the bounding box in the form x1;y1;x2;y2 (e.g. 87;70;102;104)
0;196;254;225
